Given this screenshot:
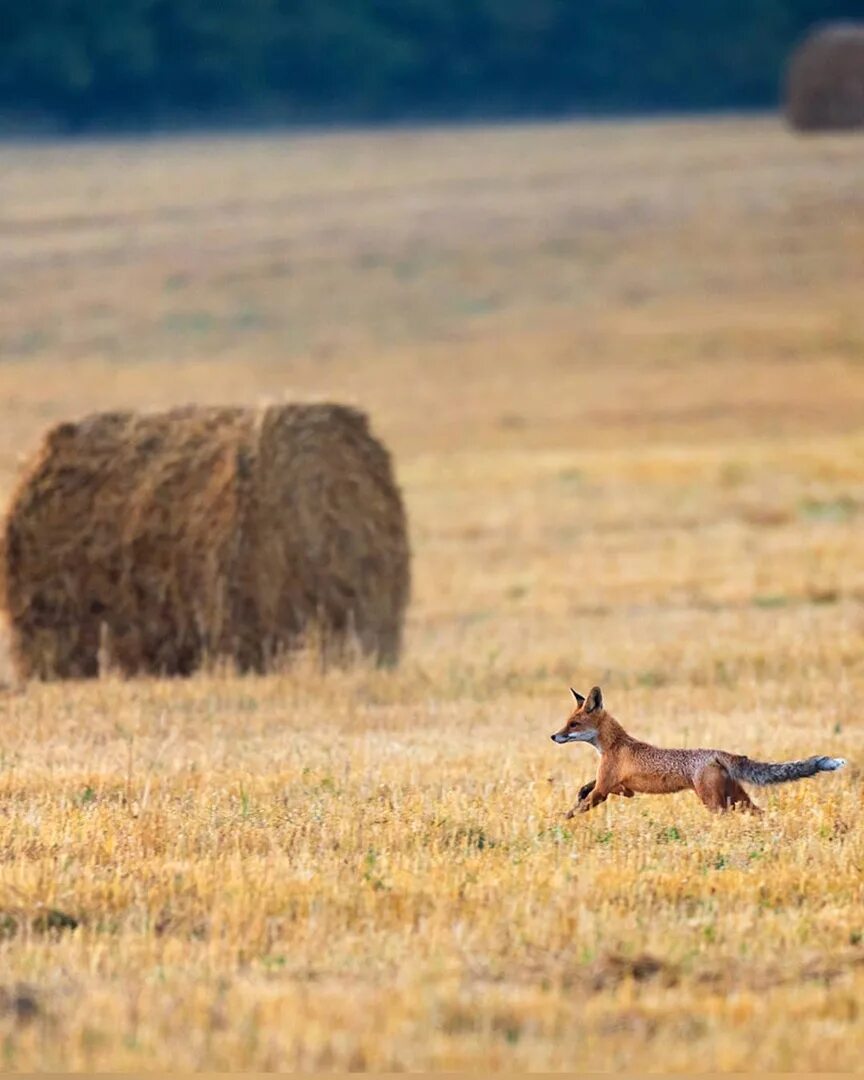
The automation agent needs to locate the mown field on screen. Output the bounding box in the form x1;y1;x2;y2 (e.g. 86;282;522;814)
0;115;863;1071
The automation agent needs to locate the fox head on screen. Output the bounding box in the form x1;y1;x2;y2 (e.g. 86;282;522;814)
550;686;605;746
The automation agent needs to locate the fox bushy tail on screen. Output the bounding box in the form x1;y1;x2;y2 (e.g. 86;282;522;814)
725;754;847;786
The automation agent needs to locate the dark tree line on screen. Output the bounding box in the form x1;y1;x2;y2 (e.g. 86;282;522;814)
2;0;864;130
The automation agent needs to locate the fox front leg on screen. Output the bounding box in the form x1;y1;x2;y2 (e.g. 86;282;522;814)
563;779;596;819
578;787;609;814
566;784;608;818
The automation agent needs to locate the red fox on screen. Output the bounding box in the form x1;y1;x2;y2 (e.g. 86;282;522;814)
551;686;846;816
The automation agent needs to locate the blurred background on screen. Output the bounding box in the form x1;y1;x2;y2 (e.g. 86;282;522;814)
2;1;864;131
2;1;864;659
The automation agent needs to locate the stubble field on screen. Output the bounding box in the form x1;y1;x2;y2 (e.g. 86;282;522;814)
0;115;862;1070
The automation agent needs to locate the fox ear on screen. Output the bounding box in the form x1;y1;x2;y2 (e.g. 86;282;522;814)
584;686;604;713
570;688;586;706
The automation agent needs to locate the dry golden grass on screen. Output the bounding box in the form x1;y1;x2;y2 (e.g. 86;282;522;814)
0;114;863;1070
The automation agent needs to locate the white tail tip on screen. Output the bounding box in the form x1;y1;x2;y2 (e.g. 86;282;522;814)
822;757;847;771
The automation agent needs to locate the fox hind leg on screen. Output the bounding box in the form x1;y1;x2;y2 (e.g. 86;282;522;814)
695;763;761;814
694;763;733;812
724;777;761;814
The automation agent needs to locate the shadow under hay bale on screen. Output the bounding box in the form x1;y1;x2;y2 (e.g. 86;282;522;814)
1;403;410;680
785;22;864;131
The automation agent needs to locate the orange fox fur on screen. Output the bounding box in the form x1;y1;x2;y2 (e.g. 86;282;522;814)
551;686;846;816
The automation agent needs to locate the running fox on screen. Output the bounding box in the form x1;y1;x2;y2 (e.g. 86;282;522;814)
550;686;846;816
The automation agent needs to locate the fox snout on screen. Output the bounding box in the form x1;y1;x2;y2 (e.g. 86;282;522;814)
550;732;568;743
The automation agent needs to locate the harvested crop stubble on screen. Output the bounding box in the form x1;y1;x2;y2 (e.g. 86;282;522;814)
785;22;864;131
0;403;410;679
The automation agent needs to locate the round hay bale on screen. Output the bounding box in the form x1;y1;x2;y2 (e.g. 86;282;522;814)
1;403;410;679
785;22;864;131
